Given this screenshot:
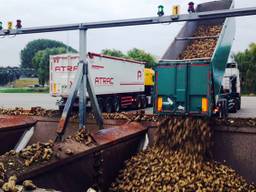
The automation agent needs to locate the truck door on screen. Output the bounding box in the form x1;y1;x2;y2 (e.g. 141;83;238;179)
154;62;188;114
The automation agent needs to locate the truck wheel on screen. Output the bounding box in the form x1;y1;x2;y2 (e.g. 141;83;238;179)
231;105;237;113
236;98;241;110
141;96;147;109
224;100;228;118
136;96;142;109
59;106;64;112
229;101;237;113
113;96;121;112
97;98;104;112
104;97;113;113
218;99;228;118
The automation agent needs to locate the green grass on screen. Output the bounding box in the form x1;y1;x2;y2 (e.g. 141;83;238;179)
1;78;49;93
241;93;255;96
13;78;39;88
0;87;49;93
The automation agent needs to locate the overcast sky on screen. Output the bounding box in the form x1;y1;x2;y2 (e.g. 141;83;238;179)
0;0;255;67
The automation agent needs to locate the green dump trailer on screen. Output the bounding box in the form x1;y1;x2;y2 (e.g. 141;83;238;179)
154;0;236;117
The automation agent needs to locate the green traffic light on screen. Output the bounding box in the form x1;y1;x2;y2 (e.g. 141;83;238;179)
158;5;164;17
0;22;2;30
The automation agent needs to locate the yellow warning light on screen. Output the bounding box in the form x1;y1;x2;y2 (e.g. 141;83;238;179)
202;97;208;112
7;21;13;30
157;97;163;112
172;5;180;16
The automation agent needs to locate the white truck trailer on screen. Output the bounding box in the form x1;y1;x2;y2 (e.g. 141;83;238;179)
50;52;152;112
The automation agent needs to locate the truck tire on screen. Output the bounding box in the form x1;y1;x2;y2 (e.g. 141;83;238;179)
136;96;142;109
218;99;228;118
113;96;121;112
58;105;64;112
97;98;104;112
141;96;147;109
104;97;113;113
230;105;237;113
229;100;237;113
224;100;228;118
236;98;241;110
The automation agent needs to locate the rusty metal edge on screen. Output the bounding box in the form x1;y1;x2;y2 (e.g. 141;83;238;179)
16;124;147;182
0;121;36;132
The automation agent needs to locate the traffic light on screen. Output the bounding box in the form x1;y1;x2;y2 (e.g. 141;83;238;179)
7;21;13;30
188;2;195;13
172;5;180;16
0;22;2;30
16;20;22;29
157;5;164;17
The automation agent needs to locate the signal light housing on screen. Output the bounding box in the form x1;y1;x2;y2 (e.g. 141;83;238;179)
7;21;13;30
16;20;22;29
188;1;195;13
172;5;180;16
157;5;164;17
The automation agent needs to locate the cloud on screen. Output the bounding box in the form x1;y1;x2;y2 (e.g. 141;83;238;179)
0;0;255;66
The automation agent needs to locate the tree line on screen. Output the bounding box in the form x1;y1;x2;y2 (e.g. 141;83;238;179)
18;39;256;94
233;43;256;94
0;67;35;86
20;39;77;85
20;39;157;86
0;69;18;86
101;48;156;68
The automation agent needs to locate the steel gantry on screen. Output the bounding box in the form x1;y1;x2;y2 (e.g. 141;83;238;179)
1;6;256;141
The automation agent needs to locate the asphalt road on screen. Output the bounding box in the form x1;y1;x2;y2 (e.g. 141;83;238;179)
0;93;60;110
229;96;256;118
0;94;255;118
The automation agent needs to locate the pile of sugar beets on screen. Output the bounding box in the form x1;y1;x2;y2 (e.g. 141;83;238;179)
1;104;256;191
110;117;256;192
0;128;94;192
110;24;256;191
179;24;222;60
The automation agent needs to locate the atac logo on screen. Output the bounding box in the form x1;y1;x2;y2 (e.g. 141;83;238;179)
137;70;142;80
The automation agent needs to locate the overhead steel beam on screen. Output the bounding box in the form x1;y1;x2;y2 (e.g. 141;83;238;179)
0;7;256;36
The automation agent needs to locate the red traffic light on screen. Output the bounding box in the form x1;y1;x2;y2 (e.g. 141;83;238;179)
16;19;22;29
188;2;195;13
